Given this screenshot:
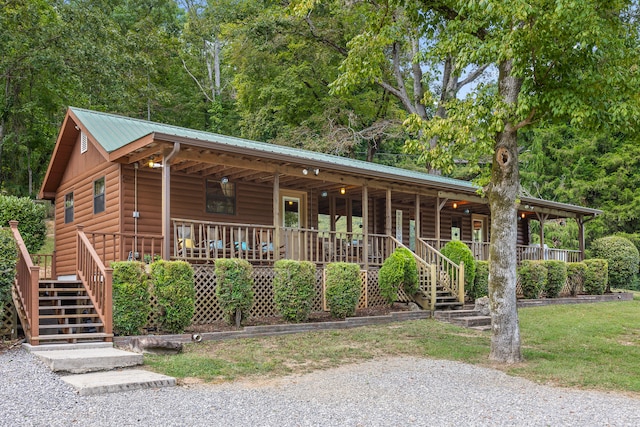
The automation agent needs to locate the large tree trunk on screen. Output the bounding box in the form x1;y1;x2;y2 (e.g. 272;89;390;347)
487;60;523;363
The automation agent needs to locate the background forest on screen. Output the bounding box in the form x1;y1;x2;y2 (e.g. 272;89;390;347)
2;0;638;245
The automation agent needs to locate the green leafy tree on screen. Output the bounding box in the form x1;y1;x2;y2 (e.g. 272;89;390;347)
323;0;640;363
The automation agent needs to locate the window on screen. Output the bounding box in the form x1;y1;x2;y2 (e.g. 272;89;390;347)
93;177;105;214
64;193;74;223
206;179;235;215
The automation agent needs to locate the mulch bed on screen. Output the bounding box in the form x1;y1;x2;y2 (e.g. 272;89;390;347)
185;303;409;334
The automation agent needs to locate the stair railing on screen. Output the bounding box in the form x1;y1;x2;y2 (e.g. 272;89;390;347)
76;225;113;341
416;238;464;304
9;221;40;344
389;237;438;310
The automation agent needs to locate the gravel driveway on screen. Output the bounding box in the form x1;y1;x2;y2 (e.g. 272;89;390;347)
1;348;639;426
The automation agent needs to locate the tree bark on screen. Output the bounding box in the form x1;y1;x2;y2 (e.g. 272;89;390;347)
487;59;523;363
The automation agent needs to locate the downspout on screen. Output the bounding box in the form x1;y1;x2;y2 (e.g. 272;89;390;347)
162;142;181;259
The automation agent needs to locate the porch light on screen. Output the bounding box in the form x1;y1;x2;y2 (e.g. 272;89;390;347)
313;168;320;176
464;209;470;215
340;187;346;195
321;191;328;198
521;212;526;219
148;160;162;168
453;202;458;209
302;168;309;175
221;176;229;184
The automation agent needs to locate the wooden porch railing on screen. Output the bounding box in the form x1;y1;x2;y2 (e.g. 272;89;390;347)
83;231;163;265
76;226;113;342
416;238;464;305
171;218;394;267
172;218;277;263
9;221;40;345
425;239;581;264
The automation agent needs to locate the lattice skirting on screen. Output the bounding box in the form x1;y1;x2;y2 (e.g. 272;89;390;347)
515;275;583;299
144;266;386;329
0;299;18;340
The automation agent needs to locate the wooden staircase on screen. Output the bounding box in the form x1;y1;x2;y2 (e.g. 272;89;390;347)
36;280;112;344
413;286;464;311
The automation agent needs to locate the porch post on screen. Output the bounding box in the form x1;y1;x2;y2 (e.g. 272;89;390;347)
436;197;447;249
362;185;369;269
536;212;548;260
161;143;181;260
415;194;421;252
385;188;392;236
577;216;585;261
273;173;280;260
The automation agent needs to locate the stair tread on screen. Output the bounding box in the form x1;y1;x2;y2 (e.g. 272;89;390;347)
40;313;99;319
36;332;113;340
40;305;94;310
39;323;103;329
39;296;91;300
40;288;86;293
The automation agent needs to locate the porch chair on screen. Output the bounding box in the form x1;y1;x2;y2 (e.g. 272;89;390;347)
177;224;206;259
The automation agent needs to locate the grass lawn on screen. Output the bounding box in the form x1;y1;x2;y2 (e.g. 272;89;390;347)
145;300;640;395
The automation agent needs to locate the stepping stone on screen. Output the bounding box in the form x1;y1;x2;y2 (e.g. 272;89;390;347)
61;369;176;396
31;347;143;374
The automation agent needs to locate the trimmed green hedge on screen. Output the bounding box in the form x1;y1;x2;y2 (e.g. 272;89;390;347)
379;247;419;304
473;260;489;299
583;259;608;295
0;196;47;253
590;236;639;291
567;262;587;296
215;258;254;327
0;228;18;324
273;260;316;323
543;260;567;298
441;240;476;294
518;260;547;299
111;261;150;336
325;262;361;319
150;260;195;333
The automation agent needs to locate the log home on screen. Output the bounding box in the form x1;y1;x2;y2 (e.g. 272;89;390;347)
11;107;600;345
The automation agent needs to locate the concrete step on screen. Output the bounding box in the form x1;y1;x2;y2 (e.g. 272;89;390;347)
434;309;481;320
31;347;141;373
450;315;492;327
60;369;176;396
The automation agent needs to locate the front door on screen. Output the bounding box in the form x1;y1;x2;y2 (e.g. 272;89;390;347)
471;214;488;259
280;190;307;259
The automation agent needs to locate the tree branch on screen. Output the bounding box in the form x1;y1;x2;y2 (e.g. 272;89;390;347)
182;58;213;103
513;108;536;131
304;13;348;56
456;63;490;91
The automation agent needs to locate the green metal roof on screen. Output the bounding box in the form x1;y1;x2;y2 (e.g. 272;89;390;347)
70;107;475;191
69;107;600;216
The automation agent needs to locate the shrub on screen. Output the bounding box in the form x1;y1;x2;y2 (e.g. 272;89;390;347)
273;260;316;322
518;260;547;299
111;261;151;336
379;247;419;304
583;259;608;295
590;236;639;292
150;260;195;333
0;196;47;253
215;258;254;327
566;262;587;296
473;261;489;299
543;260;567;298
0;228;18;324
325;262;361;319
440;240;476;294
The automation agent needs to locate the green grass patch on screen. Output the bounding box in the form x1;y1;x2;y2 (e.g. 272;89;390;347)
145;301;640;395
